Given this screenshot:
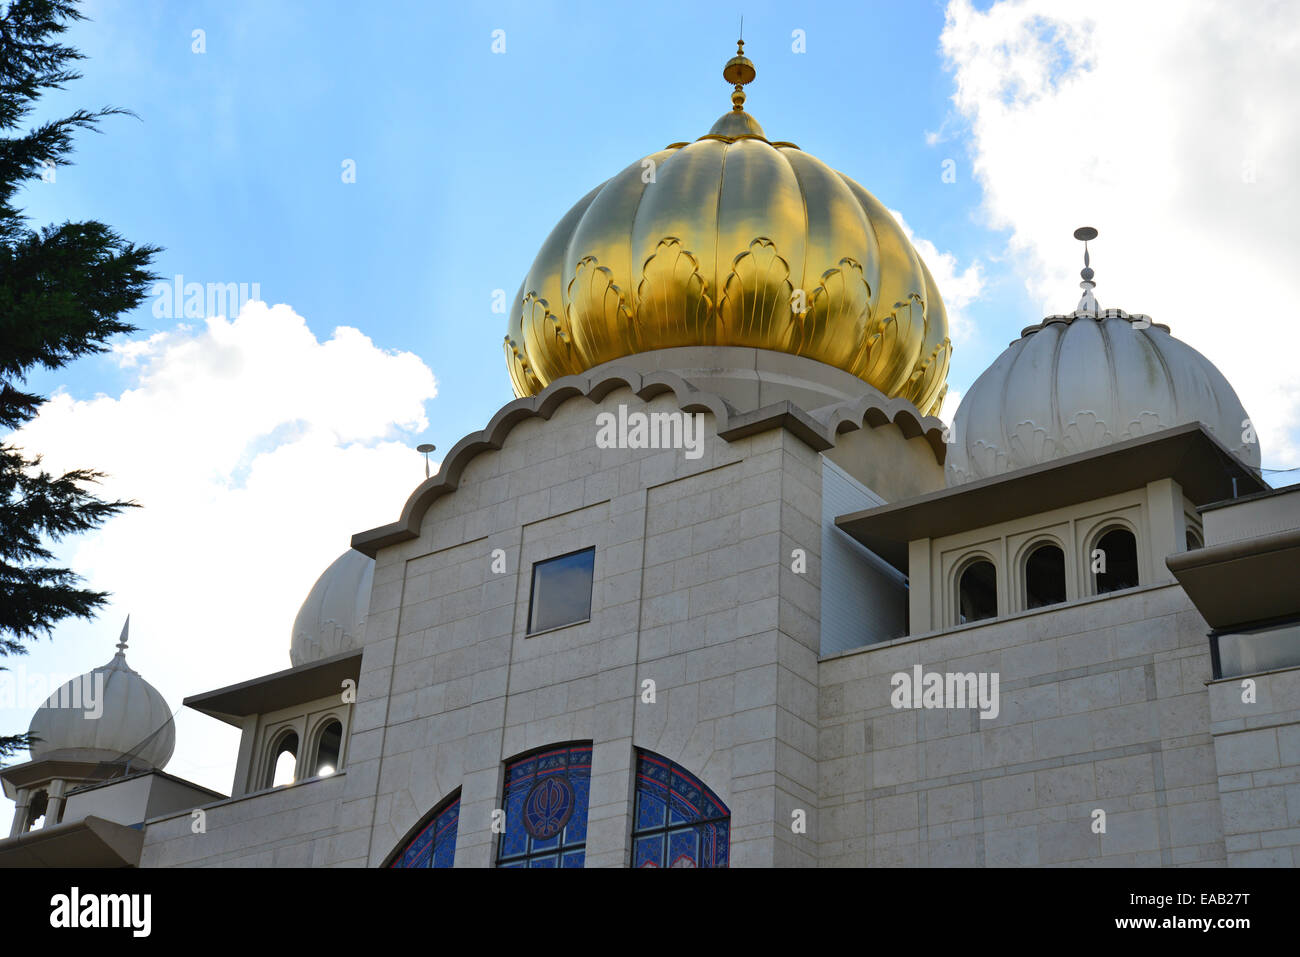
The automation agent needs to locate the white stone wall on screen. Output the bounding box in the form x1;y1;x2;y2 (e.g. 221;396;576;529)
348;386;824;867
1208;665;1300;865
818;583;1227;866
140;773;351;867
819;458;905;655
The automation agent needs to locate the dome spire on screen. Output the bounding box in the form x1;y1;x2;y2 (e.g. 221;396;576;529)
723;35;756;112
1073;226;1098;316
116;614;130;656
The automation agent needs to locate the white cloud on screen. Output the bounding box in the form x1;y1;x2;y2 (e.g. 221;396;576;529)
940;387;963;425
941;0;1300;467
3;302;437;813
890;209;985;347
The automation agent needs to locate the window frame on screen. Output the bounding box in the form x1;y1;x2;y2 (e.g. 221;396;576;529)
1019;537;1068;611
495;742;593;868
525;546;596;637
631;750;730;868
386;790;462;868
953;553;999;626
1088;521;1141;596
306;713;345;777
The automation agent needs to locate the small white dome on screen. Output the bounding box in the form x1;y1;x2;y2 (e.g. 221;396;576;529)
290;549;374;666
27;621;174;770
946;310;1259;486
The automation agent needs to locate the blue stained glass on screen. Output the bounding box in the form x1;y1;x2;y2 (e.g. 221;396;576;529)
530;830;561;852
497;743;592;868
634;835;663;868
500;787;529;858
636;790;666;829
565;774;590;846
389;793;460;868
668;829;699;867
632;751;729;869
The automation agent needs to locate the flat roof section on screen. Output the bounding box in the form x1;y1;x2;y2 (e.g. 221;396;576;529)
1166;527;1300;629
836;424;1266;571
184;649;363;726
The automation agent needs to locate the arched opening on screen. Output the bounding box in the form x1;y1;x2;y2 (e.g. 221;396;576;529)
312;719;342;777
958;559;997;624
1024;543;1066;609
1094;527;1139;594
632;750;730;868
388;791;461;868
496;743;592;868
268;731;298;788
26;789;48;831
1186;527;1203;550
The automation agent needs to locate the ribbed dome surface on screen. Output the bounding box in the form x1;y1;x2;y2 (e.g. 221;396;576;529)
28;649;174;769
946;311;1260;485
504;108;951;416
291;549;375;666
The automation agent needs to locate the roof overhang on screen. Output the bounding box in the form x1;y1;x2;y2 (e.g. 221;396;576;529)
351;365;948;558
1166;527;1300;629
0;758;123;799
0;815;143;868
836;423;1267;571
184;649;363;726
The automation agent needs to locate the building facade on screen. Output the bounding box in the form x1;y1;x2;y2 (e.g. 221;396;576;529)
3;46;1297;868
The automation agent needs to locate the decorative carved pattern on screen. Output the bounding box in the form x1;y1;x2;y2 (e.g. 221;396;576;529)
903;337;951;418
567;255;635;365
636;238;714;343
504;333;542;396
1008;420;1056;466
1124;411;1163;440
519;292;572;384
1060;410;1112;456
802;257;872;362
718;238;793;344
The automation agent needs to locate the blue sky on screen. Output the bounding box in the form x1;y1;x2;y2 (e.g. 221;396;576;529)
5;0;1299;826
24;0;1017;451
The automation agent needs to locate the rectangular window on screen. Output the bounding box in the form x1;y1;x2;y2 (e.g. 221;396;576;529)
527;546;595;635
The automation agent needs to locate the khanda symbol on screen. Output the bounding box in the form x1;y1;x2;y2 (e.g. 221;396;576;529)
523;776;574;840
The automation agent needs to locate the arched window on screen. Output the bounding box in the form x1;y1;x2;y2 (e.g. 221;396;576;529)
957;559;997;624
26;789;48;831
388;791;460;868
268;731;298;788
1094;527;1139;594
1024;543;1066;609
632;750;730;868
311;719;343;777
497;743;592;868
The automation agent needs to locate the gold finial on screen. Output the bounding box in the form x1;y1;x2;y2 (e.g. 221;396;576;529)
723;37;756;112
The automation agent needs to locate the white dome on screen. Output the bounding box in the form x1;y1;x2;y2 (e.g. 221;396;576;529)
946;310;1259;486
290;549;374;666
28;624;174;770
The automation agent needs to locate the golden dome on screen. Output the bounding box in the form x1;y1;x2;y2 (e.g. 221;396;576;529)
504;44;951;416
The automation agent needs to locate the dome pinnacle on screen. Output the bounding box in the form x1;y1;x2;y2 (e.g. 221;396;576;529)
723;38;755;112
116;614;130;656
1073;226;1098;316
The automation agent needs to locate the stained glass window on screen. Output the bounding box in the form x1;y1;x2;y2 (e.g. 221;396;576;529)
497;743;592;868
632;750;730;868
389;792;460;868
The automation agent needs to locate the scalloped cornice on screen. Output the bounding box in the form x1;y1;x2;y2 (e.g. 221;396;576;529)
351;367;947;558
